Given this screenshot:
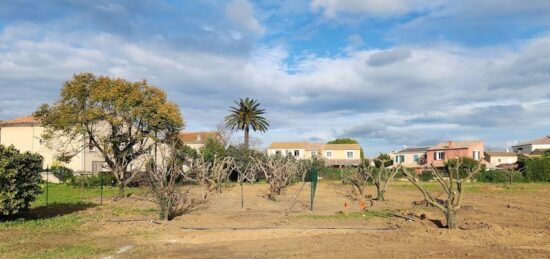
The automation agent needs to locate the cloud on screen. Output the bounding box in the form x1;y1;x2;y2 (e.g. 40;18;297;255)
310;0;443;17
367;48;411;66
225;0;265;35
1;1;549;156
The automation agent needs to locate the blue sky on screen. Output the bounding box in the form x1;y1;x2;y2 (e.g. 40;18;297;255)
0;0;549;156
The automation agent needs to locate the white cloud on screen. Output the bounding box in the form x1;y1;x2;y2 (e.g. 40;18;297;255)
310;0;444;17
225;0;265;35
0;22;549;155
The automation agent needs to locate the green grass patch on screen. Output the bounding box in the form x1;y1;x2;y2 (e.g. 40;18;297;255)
28;244;112;259
298;210;394;220
0;213;84;232
33;184;142;206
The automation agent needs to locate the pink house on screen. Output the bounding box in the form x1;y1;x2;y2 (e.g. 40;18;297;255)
426;140;484;167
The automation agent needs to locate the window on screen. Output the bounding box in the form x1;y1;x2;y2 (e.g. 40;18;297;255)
413;154;419;162
275;150;282;156
326;151;332;158
435;151;445;160
473;150;480;160
347;151;354;159
498;158;502;163
395;155;405;163
92;161;104;172
294;150;300;157
311;151;317;157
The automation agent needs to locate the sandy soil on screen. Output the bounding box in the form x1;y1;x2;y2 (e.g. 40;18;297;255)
86;182;550;258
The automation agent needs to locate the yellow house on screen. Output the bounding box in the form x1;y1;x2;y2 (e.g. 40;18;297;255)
179;131;223;151
0;116;106;172
267;141;362;167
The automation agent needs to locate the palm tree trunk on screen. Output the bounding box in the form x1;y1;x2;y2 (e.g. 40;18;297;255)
244;126;250;149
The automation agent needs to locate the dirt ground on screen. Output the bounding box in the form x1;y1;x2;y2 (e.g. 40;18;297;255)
75;181;550;259
4;182;549;258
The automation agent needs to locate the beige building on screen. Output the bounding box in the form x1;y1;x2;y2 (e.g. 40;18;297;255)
390;147;429;168
267;141;362;167
512;136;550;155
484;151;517;167
0;116;106;172
179;131;222;151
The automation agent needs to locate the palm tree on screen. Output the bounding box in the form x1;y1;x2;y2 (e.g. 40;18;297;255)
225;97;269;149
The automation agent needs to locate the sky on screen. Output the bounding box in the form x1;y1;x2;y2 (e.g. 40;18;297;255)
0;0;549;156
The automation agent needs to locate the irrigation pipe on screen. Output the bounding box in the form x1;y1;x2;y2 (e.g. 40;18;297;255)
181;225;399;231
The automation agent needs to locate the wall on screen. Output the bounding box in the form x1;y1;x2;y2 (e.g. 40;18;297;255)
391;152;426;167
0;125;104;172
488;155;518;166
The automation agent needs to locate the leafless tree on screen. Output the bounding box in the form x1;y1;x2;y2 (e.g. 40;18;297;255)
359;159;399;201
252;154;301;201
344;164;371;200
401;158;484;229
145;137;193;220
191;156;236;200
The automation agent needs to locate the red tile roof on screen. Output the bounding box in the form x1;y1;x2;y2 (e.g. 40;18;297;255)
0;115;39;127
178;131;221;144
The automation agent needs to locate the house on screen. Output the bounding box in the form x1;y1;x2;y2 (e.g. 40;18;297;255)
267;141;362;167
390;147;429;168
426;140;484;167
179;131;222;151
0;116;106;172
484;151;517;167
512;136;550;155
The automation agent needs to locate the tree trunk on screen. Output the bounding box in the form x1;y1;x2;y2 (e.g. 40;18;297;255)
377;189;385;201
244;126;249;149
118;183;125;198
240;182;244;209
375;184;385;201
445;210;457;229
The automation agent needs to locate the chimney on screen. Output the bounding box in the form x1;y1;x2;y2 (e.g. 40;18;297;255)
448;141;453;148
506;148;509;152
197;134;202;142
403;144;407;149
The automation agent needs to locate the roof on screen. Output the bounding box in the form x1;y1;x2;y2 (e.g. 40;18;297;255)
0;115;39;127
267;142;323;151
394;147;429;154
485;151;517;157
513;136;550;146
322;143;361;150
267;142;361;151
529;149;549;156
179;131;221;145
427;140;483;150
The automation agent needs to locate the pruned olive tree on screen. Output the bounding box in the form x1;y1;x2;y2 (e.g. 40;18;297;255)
146;134;192;220
252;154;301;201
402;158;484;229
360;158;400;201
35;73;184;197
190;156;236;200
344;160;371;199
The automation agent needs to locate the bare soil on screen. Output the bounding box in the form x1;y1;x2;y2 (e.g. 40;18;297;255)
87;182;550;258
3;182;549;258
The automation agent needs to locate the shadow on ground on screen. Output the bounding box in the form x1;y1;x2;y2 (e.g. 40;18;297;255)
1;202;96;222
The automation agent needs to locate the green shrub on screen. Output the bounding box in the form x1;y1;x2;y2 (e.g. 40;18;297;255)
522;157;550;182
475;170;525;183
419;171;433;182
0;145;44;216
50;166;74;183
319;167;348;180
69;173;117;188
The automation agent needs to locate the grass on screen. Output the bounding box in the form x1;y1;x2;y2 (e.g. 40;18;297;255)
0;184;144;259
298;209;395;220
33;184;142;206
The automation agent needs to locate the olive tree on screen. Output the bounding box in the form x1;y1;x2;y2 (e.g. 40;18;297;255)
35;73;184;197
402;158;484;229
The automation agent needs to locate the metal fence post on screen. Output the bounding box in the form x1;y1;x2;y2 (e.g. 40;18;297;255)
45;165;49;207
